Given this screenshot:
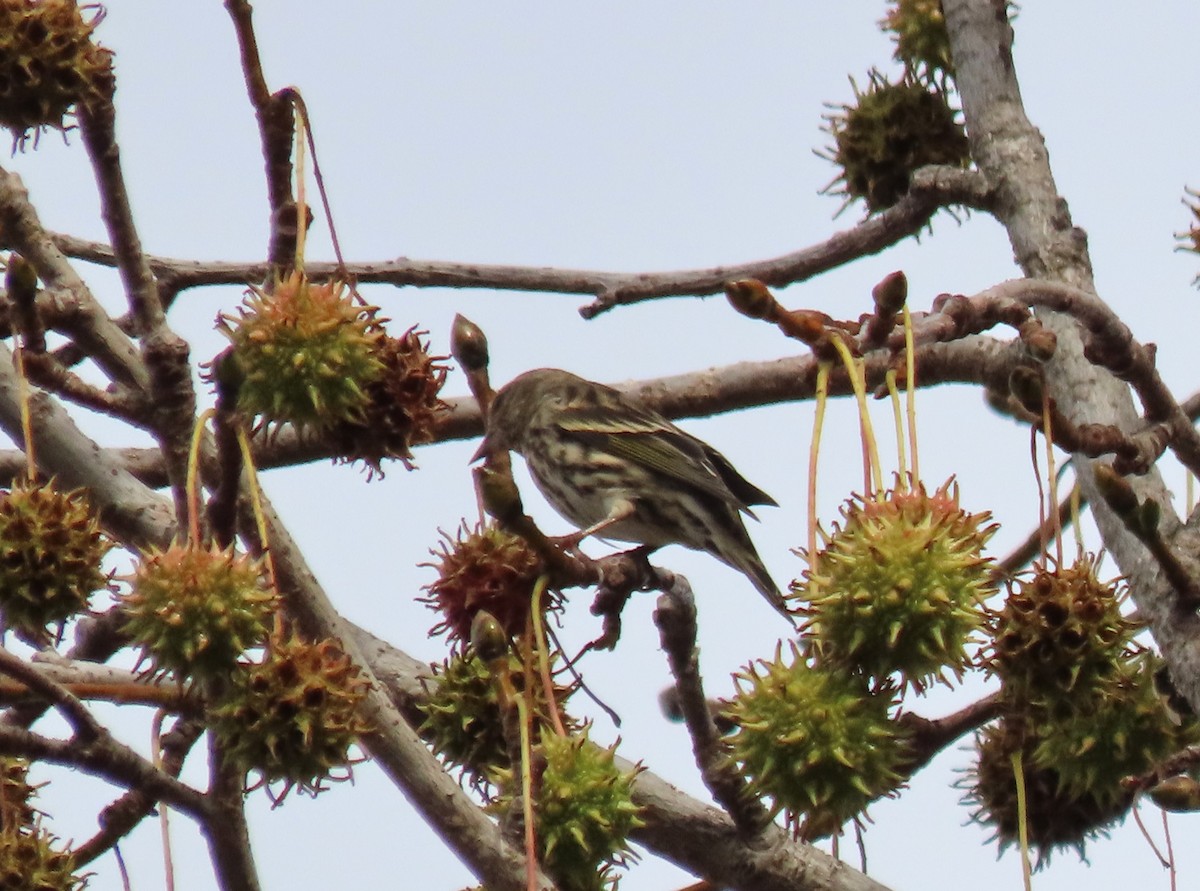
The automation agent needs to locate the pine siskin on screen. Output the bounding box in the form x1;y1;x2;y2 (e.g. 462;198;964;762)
474;368;791;622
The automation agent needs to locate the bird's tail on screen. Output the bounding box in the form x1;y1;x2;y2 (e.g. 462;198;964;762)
721;544;795;627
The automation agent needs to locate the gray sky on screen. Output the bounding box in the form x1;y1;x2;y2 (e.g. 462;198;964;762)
10;2;1200;889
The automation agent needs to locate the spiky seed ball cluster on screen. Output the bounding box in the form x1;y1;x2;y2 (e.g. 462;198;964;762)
792;479;996;691
880;0;953;86
326;326;449;476
0;479;111;638
418;651;576;782
968;556;1198;857
422;522;547;647
210;632;370;798
724;643;910;839
823;71;969;213
217;272;387;432
988;557;1128;705
0;0;114;146
964;722;1128;862
492;727;642;891
121;544;276;682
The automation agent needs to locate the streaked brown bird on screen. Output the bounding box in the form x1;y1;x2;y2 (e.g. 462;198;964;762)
474;368;791;622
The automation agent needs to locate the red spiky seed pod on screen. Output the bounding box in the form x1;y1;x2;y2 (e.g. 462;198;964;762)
0;0;115;147
0;479;112;639
210;632;371;800
793;479;996;692
121;543;277;683
421;522;548;648
216;272;387;432
326;326;450;477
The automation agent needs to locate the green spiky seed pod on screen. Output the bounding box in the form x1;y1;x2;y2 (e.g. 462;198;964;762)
418;652;511;780
822;71;970;213
880;0;953;86
0;479;111;639
492;726;642;891
792;479;996;691
418;651;577;782
965;720;1128;862
121;543;276;682
0;0;114;146
0;818;86;891
421;522;548;647
1029;655;1197;809
327;326;450;477
211;632;370;798
0;757;38;830
724;643;910;839
988;556;1130;708
216;272;387;431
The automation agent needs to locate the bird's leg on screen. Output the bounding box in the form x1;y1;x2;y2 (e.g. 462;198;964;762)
549;499;638;551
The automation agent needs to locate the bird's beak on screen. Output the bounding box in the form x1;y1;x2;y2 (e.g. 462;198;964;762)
470;434;492;464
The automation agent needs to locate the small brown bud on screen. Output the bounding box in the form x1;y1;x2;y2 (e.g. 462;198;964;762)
450;314;490;372
871;270;908;315
470;610;510;664
725;279;777;321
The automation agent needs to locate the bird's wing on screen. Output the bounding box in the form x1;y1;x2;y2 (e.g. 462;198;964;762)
556;399;770;514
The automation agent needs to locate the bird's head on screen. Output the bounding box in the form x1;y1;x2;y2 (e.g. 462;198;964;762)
472;368;577;462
